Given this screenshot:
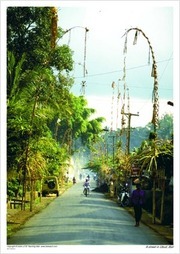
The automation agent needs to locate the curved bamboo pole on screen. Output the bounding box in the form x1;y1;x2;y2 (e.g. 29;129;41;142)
124;28;159;133
124;28;159;224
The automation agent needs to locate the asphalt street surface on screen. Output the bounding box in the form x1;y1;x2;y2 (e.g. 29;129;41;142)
7;181;169;245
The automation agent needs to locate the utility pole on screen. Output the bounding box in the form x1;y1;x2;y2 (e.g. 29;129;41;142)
112;135;115;167
121;112;139;196
122;112;139;154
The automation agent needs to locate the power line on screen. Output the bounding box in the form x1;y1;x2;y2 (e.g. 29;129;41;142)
74;58;173;79
159;53;173;81
72;80;172;92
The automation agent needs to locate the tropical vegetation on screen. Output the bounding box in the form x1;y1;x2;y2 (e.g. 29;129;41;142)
7;7;105;209
7;7;173;225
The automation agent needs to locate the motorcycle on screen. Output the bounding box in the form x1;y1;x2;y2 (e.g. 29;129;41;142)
117;187;130;207
83;186;90;197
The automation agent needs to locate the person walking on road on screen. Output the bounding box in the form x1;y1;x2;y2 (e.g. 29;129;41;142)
131;181;145;227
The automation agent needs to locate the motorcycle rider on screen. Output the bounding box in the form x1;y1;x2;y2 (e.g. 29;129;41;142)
73;176;76;184
83;178;90;195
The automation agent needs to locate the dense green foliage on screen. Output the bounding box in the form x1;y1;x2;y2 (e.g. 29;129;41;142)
7;7;104;197
88;113;173;180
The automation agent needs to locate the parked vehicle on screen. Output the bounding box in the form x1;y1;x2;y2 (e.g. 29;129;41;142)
117;186;130;207
42;176;60;197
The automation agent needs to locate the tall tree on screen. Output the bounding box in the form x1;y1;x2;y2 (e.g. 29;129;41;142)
7;7;105;206
7;7;73;72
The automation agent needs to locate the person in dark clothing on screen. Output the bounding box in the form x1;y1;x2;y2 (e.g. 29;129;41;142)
73;177;76;184
131;183;145;227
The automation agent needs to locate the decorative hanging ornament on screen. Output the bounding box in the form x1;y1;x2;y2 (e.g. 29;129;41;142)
133;31;138;45
123;33;128;54
83;28;89;78
122;56;126;81
112;81;115;88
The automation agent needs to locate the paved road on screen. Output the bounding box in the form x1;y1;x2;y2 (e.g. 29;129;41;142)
7;181;169;245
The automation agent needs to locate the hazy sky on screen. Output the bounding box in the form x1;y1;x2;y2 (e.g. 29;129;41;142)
1;1;177;129
58;1;176;128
